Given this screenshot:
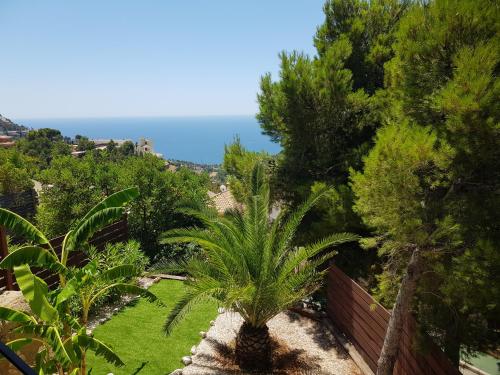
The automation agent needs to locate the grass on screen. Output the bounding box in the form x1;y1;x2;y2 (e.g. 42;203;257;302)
87;279;217;375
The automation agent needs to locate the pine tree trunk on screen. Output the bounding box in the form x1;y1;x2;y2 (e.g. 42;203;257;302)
377;248;422;375
235;321;272;371
444;323;461;367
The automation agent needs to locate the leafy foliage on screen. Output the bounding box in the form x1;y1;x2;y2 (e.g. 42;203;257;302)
75;135;95;151
0;189;160;374
257;0;409;202
0;148;34;194
36;155;104;238
223;136;272;202
16;128;71;168
159;164;358;334
34;152;209;259
351;0;500;364
254;0;499;364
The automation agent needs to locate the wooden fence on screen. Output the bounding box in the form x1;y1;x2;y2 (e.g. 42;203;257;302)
0;190;38;221
327;265;461;375
0;219;128;293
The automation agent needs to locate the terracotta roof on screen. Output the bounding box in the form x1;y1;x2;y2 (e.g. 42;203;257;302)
208;190;242;214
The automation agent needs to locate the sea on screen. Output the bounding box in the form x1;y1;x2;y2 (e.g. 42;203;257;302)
16;116;280;164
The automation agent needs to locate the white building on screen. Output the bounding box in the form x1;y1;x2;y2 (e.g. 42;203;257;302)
135;138;163;158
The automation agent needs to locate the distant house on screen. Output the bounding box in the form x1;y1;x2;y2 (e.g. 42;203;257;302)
0;135;15;148
208;186;242;214
71;150;87;158
6;130;27;138
91;139;130;147
165;163;177;172
135;138;163;158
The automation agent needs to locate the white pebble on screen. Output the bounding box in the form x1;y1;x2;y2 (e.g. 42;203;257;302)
217;307;225;314
210;320;215;326
190;345;197;355
199;331;207;338
181;356;192;365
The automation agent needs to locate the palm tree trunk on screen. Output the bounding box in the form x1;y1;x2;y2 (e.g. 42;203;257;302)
377;248;422;375
235;321;272;371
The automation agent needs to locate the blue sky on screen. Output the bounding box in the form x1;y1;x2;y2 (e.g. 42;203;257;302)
0;1;325;119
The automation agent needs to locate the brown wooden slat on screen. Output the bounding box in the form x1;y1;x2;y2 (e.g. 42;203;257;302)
329;267;390;321
328;275;389;339
327;289;386;349
328;274;391;329
327;303;381;369
327;266;461;375
328;306;379;371
1;219;128;291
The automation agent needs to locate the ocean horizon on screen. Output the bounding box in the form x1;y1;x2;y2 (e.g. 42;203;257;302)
15;115;280;164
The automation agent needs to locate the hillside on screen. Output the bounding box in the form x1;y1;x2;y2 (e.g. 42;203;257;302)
0;114;27;132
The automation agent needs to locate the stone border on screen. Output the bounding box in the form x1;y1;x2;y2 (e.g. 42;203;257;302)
151;273;187;281
169;307;224;375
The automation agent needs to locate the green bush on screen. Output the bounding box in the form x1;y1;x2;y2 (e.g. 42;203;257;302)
69;240;149;315
89;240;149;273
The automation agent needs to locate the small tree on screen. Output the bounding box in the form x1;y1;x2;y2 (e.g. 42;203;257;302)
161;164;358;371
351;122;451;374
222;136;271;202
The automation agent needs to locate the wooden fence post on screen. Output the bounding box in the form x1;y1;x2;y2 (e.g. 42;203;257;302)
0;225;14;290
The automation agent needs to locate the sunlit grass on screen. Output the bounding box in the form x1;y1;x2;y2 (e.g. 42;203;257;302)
87;279;216;375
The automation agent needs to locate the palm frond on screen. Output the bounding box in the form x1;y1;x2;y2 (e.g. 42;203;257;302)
67;207;124;251
164;289;219;335
0;246;66;274
6;338;34;352
272;185;329;259
14;265;58;323
100;264;140;281
90;283;161;307
0;306;36;324
277;232;359;280
148;258;187;275
159;163;357;333
73;334;124;367
79;187;139;223
0;208;49;245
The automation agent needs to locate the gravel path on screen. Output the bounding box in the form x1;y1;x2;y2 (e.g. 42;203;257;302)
181;310;361;375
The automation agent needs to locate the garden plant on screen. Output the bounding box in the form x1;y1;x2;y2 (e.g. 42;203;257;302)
161;164;358;371
0;187;159;374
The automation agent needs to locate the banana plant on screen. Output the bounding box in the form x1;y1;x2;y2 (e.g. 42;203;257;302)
64;261;159;326
0;187;143;373
0;264;124;374
0;187;139;286
58;260;161;374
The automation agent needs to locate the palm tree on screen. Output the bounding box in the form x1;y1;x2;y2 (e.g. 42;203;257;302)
161;165;358;371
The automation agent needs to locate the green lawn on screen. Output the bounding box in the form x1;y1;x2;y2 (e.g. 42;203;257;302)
87;280;216;375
